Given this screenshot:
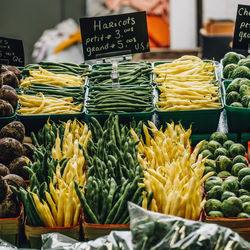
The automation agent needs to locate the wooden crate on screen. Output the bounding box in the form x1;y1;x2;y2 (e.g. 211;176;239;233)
0;205;24;246
83;217;129;240
204;216;250;242
25;220;80;249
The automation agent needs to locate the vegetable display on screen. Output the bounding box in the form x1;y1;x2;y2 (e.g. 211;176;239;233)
131;121;213;220
20;67;85;88
205;175;250;218
85;62;152;86
0;175;24;218
225;78;250;108
0;85;18;110
1;54;250;243
13;119;91;227
198;131;248;178
0;121;27;219
0;122;31;175
22;83;85;104
11;178;82;227
30;119;90;185
22;61;88;77
0;64;21;88
76;115;145;224
0;65;19;117
18;93;83;115
222;52;250;79
86;85;154;114
153;56;221;111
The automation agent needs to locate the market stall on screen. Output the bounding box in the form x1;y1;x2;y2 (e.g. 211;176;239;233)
1;2;250;249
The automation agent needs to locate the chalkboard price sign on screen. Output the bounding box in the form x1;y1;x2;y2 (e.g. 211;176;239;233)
0;37;24;66
80;11;150;60
233;4;250;51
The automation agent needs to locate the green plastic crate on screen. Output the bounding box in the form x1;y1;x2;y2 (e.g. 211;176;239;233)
155;85;224;133
153;60;221;83
17;110;85;135
88;62;152;87
0;107;17;129
190;133;239;147
224;81;250;132
85;110;154;126
241;133;250;149
85;86;155;126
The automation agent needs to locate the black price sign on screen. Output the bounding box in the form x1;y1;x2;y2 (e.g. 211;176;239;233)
0;37;24;66
80;11;150;60
233;4;250;52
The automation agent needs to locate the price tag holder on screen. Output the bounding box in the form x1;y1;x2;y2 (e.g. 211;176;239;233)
232;4;250;53
79;11;150;61
111;60;120;88
0;37;24;66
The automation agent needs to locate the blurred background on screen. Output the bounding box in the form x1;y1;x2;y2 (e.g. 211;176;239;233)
0;0;249;64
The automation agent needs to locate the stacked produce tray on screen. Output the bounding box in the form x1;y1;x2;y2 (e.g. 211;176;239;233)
153;59;224;132
85;85;155;125
83;219;129;240
0;206;24;246
25;221;80;249
155;87;224;133
221;52;250;133
223;80;250;132
197;131;250;241
86;62;152;86
1;55;250;247
0;65;20;129
0;108;17;129
17;63;87;133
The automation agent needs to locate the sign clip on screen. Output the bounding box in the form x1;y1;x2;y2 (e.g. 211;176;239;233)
111;60;120;88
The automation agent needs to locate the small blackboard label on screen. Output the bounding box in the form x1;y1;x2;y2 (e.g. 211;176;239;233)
80;11;150;60
233;4;250;51
0;37;24;66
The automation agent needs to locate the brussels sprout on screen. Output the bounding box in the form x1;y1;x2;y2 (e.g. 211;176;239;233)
210;132;228;145
239;85;250;98
231;66;250;79
230;102;243;107
222;52;244;67
223;64;238;79
226;91;241;105
241;95;250;107
226;78;242;94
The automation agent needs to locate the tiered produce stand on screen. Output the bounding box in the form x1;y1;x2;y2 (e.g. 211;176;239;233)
0;53;250;248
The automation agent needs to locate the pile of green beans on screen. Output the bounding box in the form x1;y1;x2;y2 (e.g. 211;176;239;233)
75;116;146;224
22;61;88;77
22;82;85;104
86;85;154;113
85;62;152;86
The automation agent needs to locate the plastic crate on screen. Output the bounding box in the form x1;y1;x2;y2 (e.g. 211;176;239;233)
0;107;17;129
17;109;84;135
155;86;224;133
88;62;152;86
241;133;250;149
224;81;250;132
153;60;221;83
190;133;239;147
0;205;24;247
153;60;223;133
